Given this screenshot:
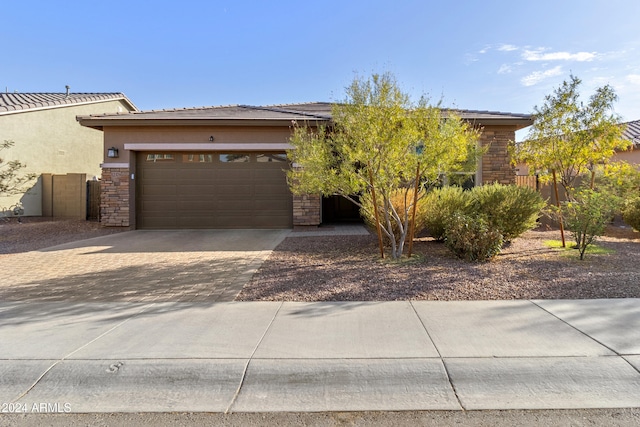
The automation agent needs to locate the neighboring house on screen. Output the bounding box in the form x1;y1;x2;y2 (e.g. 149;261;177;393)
612;119;640;164
0;90;138;216
77;102;533;229
515;119;640;176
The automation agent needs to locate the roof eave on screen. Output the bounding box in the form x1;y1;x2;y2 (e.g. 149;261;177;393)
463;117;534;130
77;117;330;130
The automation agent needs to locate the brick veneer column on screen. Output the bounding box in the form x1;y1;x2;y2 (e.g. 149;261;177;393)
480;127;516;184
100;167;130;227
293;193;321;226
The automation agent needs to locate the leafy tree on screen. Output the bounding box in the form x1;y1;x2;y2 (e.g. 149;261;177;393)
560;189;619;260
594;160;640;202
287;73;479;259
515;75;629;201
1;140;36;196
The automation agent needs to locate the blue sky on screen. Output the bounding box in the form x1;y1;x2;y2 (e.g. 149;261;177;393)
3;0;640;135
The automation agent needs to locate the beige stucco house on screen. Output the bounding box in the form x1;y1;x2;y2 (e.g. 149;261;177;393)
0;91;137;216
78;102;533;229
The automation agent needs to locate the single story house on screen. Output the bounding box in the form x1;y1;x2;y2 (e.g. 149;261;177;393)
78;102;533;229
1;90;137;216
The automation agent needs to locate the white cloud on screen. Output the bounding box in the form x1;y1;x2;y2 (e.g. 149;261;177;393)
523;49;596;62
521;66;563;86
627;74;640;85
498;64;512;74
498;44;518;52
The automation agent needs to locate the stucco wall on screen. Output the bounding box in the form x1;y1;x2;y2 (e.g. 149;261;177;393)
612;148;640;165
0;99;133;216
101;125;293;165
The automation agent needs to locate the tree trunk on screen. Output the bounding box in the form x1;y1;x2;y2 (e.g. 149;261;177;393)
408;164;421;257
552;169;566;247
367;164;385;259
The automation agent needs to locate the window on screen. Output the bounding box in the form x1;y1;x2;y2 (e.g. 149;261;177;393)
257;153;288;163
219;154;250;163
183;154;213;163
146;154;174;162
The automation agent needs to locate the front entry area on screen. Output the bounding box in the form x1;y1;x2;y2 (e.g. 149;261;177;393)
136;152;292;229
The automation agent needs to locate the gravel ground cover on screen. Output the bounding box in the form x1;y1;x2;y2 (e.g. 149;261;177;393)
0;217;128;255
237;225;640;301
2;218;638;301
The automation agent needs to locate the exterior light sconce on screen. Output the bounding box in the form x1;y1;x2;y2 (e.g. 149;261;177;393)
107;147;119;158
209;136;215;142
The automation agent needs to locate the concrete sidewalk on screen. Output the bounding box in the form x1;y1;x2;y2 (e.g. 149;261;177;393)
1;299;639;413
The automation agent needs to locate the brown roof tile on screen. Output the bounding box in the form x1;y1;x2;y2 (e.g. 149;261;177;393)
78;102;533;130
622;119;640;147
0;92;138;114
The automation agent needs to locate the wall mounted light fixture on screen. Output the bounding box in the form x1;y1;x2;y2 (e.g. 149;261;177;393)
107;147;119;158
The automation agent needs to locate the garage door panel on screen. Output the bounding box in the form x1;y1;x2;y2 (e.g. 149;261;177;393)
137;151;292;229
178;169;216;179
215;215;254;227
141;201;178;212
140;185;178;196
217;186;253;196
177;217;217;228
179;185;217;195
176;201;218;211
216;200;255;210
142;169;178;180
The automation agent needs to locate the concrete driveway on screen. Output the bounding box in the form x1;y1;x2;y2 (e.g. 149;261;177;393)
0;229;290;302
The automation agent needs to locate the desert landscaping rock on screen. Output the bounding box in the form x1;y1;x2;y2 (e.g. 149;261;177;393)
238;226;640;301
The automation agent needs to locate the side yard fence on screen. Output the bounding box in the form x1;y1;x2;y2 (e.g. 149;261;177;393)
515;175;538;191
41;173;101;220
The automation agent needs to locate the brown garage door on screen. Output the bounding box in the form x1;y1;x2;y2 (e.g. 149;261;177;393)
136;152;292;229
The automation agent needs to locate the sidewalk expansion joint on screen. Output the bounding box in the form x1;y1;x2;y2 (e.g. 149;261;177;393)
10;301;159;403
225;301;283;414
529;300;621;356
409;301;465;411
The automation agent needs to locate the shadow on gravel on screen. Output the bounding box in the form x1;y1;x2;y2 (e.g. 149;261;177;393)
238;233;640;301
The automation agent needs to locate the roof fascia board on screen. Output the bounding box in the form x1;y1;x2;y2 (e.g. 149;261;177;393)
124;143;293;151
78;118;329;128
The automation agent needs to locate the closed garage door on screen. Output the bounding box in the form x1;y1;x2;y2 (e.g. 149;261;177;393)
136;152;292;229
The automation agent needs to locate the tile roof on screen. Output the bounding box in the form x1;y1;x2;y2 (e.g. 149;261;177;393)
622;119;640;147
0;92;138;114
78;102;533;129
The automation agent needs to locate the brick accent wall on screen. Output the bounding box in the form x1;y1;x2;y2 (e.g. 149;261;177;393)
480;127;516;185
100;167;130;227
293;193;321;226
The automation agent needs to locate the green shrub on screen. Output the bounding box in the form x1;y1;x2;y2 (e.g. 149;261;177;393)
622;196;640;232
561;189;619;260
421;186;471;241
444;213;504;262
595;161;640;202
469;183;545;241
